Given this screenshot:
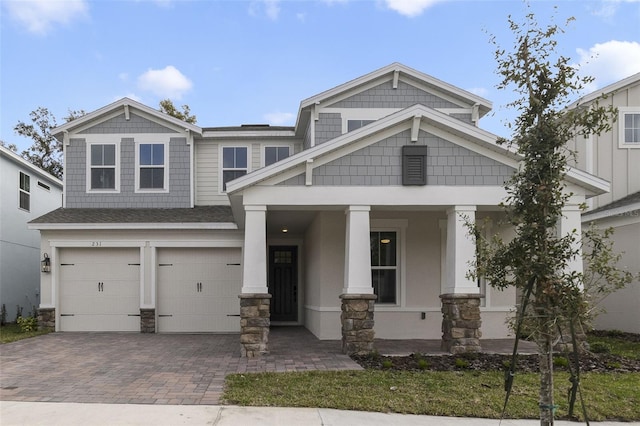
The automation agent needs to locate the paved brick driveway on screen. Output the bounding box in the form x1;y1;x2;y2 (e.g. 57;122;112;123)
0;328;359;405
1;328;535;406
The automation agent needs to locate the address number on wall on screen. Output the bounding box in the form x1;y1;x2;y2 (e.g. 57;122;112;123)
91;242;103;247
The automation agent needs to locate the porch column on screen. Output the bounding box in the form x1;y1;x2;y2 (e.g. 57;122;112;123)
340;205;376;355
239;205;271;357
441;206;482;354
556;204;586;351
559;204;584;277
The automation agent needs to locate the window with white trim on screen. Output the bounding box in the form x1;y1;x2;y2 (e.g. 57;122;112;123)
623;112;640;144
19;172;30;211
222;146;248;191
90;144;116;189
347;119;374;132
370;231;397;304
138;143;166;190
264;146;290;166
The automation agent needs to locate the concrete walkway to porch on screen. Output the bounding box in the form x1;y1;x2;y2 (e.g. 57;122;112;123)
1;326;536;407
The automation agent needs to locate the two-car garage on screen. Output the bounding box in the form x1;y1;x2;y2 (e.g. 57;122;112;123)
57;247;242;333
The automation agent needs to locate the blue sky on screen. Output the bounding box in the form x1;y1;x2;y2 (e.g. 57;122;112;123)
1;0;639;152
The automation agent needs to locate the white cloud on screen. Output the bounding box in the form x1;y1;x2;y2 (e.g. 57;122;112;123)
575;41;640;90
137;66;193;99
383;0;443;17
249;0;280;20
3;0;88;35
264;111;295;125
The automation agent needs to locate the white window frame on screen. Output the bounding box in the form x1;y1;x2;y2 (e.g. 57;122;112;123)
619;107;640;148
370;219;407;307
18;171;30;212
262;144;292;167
86;142;120;193
135;141;169;193
219;145;250;193
324;108;400;134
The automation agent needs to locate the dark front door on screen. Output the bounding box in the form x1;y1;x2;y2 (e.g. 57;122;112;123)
268;246;298;322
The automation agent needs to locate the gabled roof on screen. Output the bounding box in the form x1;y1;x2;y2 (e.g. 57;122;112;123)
294;62;493;132
227;103;609;197
28;206;236;230
51;97;202;137
568;72;640;108
0;145;63;188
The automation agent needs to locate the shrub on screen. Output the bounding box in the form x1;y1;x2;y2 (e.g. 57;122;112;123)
553;356;569;368
417;359;430;370
381;359;393;369
16;316;38;333
454;358;470;369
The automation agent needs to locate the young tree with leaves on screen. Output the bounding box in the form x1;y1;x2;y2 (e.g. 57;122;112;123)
159;99;197;124
470;10;634;426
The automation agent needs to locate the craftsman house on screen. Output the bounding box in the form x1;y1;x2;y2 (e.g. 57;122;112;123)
29;63;609;355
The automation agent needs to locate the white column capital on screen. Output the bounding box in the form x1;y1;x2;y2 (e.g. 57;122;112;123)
244;205;267;212
345;205;371;213
446;205;477;215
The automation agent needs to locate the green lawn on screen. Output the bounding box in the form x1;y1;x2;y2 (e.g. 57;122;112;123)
223;370;640;421
0;323;51;344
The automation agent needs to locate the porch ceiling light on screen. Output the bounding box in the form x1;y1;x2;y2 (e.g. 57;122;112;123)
41;253;51;273
281;226;288;233
380;238;391;244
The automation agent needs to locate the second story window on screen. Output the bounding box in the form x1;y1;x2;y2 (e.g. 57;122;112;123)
19;172;30;211
90;144;116;190
222;146;247;191
139;143;165;189
264;146;290;166
624;112;640;144
347;119;374;132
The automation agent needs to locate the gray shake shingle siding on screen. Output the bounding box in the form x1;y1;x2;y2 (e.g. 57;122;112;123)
279;129;514;186
330;81;461;109
79;113;178;134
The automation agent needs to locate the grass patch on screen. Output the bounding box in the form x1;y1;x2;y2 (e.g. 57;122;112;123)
223;370;640;421
0;323;51;344
587;333;640;360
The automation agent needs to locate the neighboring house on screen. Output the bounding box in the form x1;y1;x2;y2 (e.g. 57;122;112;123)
568;73;640;334
29;63;608;355
1;145;63;323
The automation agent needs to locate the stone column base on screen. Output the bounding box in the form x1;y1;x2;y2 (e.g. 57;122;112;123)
239;294;271;357
440;293;482;354
340;293;376;355
140;309;155;333
37;308;55;331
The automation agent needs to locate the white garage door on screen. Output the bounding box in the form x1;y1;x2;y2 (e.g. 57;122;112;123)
59;248;140;332
157;247;242;333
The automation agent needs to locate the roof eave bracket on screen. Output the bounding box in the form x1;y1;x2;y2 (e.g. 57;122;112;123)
411;115;422;142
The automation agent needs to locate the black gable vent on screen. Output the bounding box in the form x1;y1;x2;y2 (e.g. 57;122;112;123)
402;145;428;186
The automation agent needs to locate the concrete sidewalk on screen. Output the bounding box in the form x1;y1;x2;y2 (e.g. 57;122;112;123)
1;402;637;426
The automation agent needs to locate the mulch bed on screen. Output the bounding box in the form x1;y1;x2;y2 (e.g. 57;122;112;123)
351;352;640;373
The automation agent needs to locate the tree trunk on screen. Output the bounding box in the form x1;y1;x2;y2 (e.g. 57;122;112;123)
539;328;555;426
